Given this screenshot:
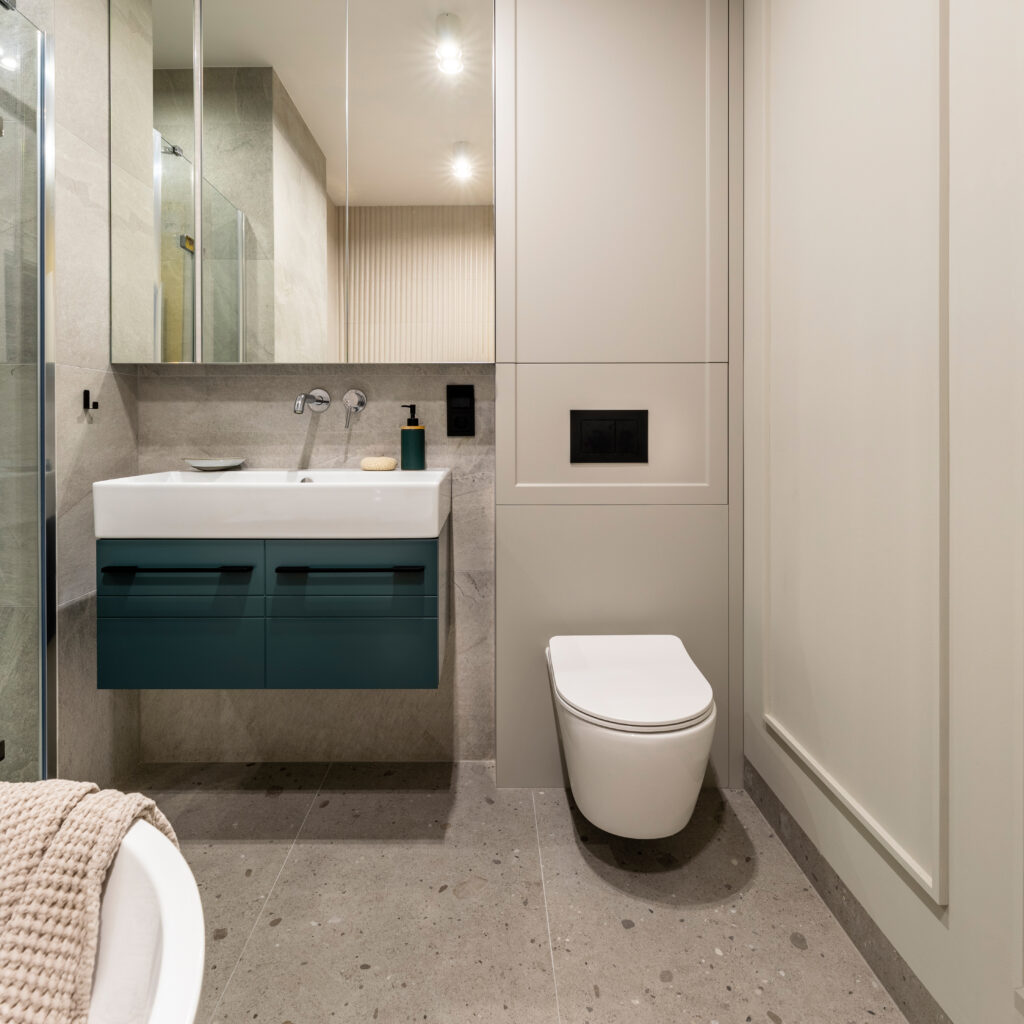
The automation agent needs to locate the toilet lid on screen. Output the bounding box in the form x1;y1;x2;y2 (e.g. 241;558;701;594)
548;635;714;729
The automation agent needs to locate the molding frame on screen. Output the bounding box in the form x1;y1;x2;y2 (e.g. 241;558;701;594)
495;362;728;505
754;0;950;907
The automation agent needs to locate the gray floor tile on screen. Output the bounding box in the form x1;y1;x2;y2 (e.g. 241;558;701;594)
128;761;329;840
211;762;557;1023
126;762;329;1022
123;763;913;1024
534;787;909;1024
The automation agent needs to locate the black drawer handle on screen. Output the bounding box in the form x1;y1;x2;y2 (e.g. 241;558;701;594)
101;565;254;574
275;565;425;574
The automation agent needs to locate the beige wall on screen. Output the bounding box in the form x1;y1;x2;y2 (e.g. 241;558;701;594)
48;0;141;785
744;0;1024;1020
133;363;495;763
494;0;743;787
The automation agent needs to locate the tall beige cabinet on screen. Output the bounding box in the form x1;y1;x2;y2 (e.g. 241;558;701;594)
495;0;743;787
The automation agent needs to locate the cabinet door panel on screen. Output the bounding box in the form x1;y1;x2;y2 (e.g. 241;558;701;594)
98;617;265;689
267;618;438;689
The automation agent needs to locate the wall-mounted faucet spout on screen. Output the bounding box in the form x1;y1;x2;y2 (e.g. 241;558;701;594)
294;388;331;414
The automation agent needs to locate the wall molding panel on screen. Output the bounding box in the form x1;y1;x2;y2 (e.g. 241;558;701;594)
512;0;728;364
755;0;949;906
496;362;728;505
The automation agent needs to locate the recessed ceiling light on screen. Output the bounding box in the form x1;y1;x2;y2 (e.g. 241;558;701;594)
1;56;19;72
435;13;464;75
452;141;472;181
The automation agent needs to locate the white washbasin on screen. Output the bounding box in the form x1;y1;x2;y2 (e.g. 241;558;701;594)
93;469;452;539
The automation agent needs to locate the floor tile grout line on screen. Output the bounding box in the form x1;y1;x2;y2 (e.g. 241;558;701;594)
531;791;564;1024
206;762;333;1024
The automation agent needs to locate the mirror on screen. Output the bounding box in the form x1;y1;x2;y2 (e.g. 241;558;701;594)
111;0;196;362
346;0;494;363
109;0;495;365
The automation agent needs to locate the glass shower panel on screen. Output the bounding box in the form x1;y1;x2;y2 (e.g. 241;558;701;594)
201;179;245;362
0;5;43;781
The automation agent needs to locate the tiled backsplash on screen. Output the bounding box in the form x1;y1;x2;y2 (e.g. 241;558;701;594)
133;362;495;763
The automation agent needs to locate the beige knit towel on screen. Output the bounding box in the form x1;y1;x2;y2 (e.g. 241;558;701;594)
0;780;177;1024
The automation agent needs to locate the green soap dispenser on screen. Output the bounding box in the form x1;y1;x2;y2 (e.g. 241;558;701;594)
400;404;426;470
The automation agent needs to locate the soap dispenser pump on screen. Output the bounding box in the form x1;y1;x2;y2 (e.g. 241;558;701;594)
400;404;426;470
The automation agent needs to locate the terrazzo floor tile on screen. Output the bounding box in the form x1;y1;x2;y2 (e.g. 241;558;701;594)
210;762;557;1024
126;762;329;1021
533;787;909;1024
123;762;914;1024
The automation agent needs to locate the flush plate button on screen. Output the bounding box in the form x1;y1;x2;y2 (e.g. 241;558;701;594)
570;409;649;464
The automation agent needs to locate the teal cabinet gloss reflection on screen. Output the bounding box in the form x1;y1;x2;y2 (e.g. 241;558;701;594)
96;538;444;689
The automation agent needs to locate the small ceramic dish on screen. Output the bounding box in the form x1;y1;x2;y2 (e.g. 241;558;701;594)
183;458;247;472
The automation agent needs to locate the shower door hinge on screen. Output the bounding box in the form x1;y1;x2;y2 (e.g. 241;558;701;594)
0;2;17;12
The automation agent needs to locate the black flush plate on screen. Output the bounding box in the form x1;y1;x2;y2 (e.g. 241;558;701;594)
570;409;649;463
446;384;475;437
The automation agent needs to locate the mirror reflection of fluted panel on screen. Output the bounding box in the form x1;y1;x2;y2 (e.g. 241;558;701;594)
348;206;495;363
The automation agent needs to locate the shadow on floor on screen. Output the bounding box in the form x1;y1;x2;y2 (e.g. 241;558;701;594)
299;761;462;842
129;761;464;843
565;788;759;905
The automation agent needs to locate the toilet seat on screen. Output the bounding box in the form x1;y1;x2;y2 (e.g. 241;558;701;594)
547;635;714;733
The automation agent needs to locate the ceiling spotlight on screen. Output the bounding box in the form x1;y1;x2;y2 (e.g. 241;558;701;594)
451;141;473;181
435;13;464;75
0;56;18;72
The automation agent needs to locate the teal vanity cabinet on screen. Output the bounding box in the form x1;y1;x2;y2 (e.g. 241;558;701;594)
265;540;441;689
96;536;449;689
96;539;265;689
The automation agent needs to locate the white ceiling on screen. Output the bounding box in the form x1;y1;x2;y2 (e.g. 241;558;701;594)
152;0;493;206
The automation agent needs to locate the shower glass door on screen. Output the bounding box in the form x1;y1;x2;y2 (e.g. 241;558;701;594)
0;3;44;781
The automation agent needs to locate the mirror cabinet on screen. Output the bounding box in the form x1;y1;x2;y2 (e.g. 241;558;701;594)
109;0;495;364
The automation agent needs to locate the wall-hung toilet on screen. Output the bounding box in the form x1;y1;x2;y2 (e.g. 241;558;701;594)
546;635;716;840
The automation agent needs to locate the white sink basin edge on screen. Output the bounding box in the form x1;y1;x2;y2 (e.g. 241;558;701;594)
93;469;453;539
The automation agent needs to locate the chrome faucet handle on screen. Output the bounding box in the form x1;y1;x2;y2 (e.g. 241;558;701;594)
294;388;331;415
342;389;367;428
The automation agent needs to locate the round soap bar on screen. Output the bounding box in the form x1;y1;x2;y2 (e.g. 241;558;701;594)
360;456;398;472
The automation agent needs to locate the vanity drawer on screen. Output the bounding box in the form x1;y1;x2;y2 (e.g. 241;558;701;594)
266;617;439;689
97;540;265;597
98;617;265;689
266;595;437;618
266;540;437;598
99;595;264;618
